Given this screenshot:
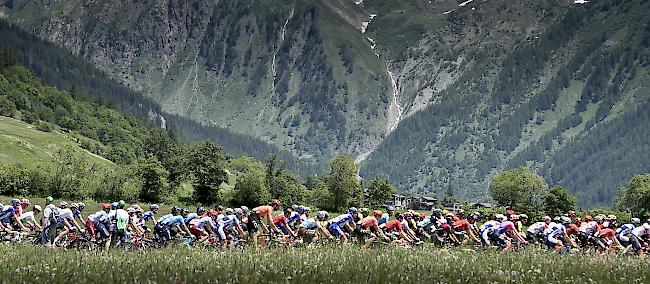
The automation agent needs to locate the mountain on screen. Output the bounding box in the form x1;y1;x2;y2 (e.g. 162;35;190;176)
0;19;312;175
3;0;650;207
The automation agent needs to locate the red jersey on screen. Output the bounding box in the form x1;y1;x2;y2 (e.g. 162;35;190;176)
453;220;471;231
360;216;379;229
272;215;287;226
383;220;403;232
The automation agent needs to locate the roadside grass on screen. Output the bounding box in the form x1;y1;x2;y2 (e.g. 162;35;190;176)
0;243;648;283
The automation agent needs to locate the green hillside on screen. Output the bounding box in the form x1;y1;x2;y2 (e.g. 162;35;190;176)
0;116;112;168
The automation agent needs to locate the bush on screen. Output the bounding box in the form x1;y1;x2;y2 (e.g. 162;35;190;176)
36;120;53;132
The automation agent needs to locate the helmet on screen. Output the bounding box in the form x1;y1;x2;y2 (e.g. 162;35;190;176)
150;204;159;210
240;206;249;213
519;214;528;220
225;208;234;215
111;202;118;209
46;196;54;203
304;207;311;212
127;207;136;213
137;208;144;213
386;205;395;212
234;208;243;215
316;211;328;220
20;198;31;206
118;200;126;207
456;209;465;216
560;216;572;224
373;210;383;217
291;204;300;210
59;201;68;208
595;215;605;222
442;210;449;215
70;203;78;209
471;212;482;220
542;216;552;222
296;206;306;213
607;215;617;221
432;208;442;215
181;208;189;214
495;214;506;222
511;215;520;221
347;207;358;214
359;208;369;216
584;215;593;222
567;210;576;216
78;202;85;210
216;205;225;212
102;203;112;210
553;216;561;222
506;210;515;215
631;218;641;225
403;212;413;218
197;207;206;215
10;199;20;206
271;199;282;207
207;210;218;217
33;205;42;212
171;206;179;214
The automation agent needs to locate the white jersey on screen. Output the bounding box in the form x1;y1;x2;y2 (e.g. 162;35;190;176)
218;214;240;229
59;208;74;220
88;210;109;224
20;211;36;222
526;222;547;235
578;221;598;234
632;224;650;237
191;216;215;229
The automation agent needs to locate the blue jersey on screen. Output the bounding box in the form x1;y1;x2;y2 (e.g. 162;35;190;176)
330;214;354;226
287;212;301;225
143;211;156;221
616;224;635;236
378;213;390;225
543;223;566;237
166;216;185;227
184;213;198;224
157;213;172;224
0;207;16;224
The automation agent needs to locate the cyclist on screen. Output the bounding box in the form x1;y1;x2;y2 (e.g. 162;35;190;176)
630;221;650;256
53;202;83;247
190;210;217;245
544;217;576;253
356;210;388;250
216;208;245;249
378;206;394;225
525;216;550;245
453;215;481;245
86;204;112;247
298;211;333;244
381;214;412;243
327;208;358;244
143;204;159;226
40;196;58;246
248;199;282;249
20;205;42;231
0;199;28;235
616;218;639;249
479;215;502;246
273;208;298;238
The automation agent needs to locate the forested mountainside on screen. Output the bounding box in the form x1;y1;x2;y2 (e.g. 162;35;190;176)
0;20;312;175
2;0;649;207
362;0;650;207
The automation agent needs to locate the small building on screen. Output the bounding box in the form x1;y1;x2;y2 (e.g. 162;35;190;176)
384;194;408;209
407;196;438;211
469;202;494;209
443;202;462;212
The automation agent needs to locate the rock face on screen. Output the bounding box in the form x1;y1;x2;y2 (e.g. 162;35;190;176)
4;0;650;206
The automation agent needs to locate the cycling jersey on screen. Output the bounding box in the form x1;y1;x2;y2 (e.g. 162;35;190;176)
544;222;566;245
578;221;598;235
479;220;500;232
632;223;650;238
272;215;288;227
157;214;173;224
526;222;547;235
184;213;198;224
417;218;435;230
165;216;186;227
218;214;240;229
497;221;516;234
300;218;319;230
400;220;410;230
287;212;301;225
253;206;273;219
58;208;74;221
191;216;215;229
115;209;129;230
330;214;355;226
20;211;36;223
382;220;403;232
88;211;110;224
453;220;471;231
359;216;378;229
0;206;16;224
142;211;156;221
616;224;635;242
378;213;390;225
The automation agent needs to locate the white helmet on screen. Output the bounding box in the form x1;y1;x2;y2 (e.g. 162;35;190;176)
33;205;42;212
631;218;641;225
542;216;552;223
495;214;506;222
607;215;617;221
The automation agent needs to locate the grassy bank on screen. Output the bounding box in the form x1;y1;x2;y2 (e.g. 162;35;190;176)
1;244;648;283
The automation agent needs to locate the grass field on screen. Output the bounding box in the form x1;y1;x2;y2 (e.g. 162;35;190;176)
0;116;112;168
1;244;648;283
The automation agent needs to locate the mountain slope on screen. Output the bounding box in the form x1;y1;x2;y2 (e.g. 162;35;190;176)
0;19;311;174
1;0;394;163
4;0;650;207
361;0;650;207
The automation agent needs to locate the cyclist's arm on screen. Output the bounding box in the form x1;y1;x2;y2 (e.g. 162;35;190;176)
13;215;28;231
467;228;481;243
283;219;297;237
267;212;280;233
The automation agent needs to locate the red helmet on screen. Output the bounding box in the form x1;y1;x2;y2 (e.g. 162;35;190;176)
101;203;111;209
584;215;593;222
506;210;515;216
373;210;383;217
271;199;282;207
20;198;31;206
208;210;218;217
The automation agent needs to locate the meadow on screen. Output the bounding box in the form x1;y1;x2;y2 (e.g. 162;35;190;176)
1;244;649;283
